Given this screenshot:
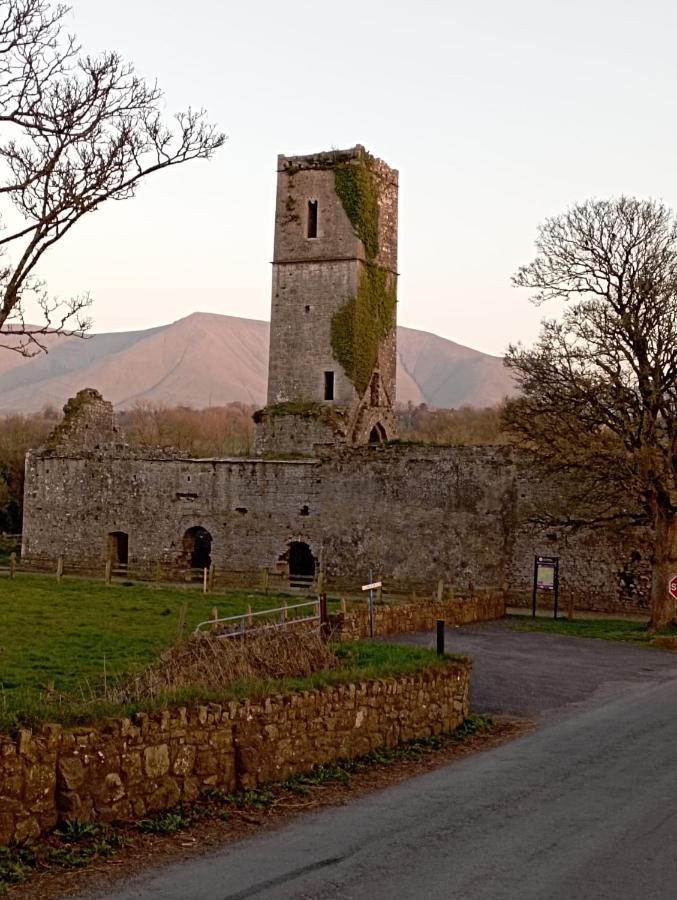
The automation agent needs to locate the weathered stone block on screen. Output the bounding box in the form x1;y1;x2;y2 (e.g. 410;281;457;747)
57;755;85;791
172;745;197;777
14;816;40;842
144;745;170;779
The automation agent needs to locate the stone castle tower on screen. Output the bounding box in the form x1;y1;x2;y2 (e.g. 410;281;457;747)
255;145;399;455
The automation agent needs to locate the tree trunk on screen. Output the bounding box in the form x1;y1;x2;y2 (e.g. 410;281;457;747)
649;507;677;630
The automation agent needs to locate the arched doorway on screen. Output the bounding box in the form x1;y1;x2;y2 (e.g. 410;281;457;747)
107;531;128;567
369;422;387;444
288;541;315;588
183;526;212;569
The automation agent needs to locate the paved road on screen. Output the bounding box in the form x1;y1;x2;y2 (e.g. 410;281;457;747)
85;623;677;900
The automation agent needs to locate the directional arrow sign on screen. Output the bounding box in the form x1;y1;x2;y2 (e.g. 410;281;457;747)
670;575;677;602
362;581;382;592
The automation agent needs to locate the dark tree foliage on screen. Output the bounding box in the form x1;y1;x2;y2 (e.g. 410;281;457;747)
0;0;224;356
504;197;677;628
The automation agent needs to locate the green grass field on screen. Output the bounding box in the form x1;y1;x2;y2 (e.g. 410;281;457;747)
0;575;299;697
0;575;452;733
507;614;677;644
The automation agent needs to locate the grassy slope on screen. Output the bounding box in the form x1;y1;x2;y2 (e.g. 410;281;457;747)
0;575;297;695
0;576;459;732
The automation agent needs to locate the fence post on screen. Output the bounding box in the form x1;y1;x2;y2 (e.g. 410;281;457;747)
436;620;445;656
177;602;188;641
280;600;288;625
9;552;16;579
247;605;253;626
105;559;112;585
56;556;63;582
319;592;329;641
340;597;347;615
436;578;444;602
209;563;215;592
261;568;269;594
211;607;219;631
203;567;208;594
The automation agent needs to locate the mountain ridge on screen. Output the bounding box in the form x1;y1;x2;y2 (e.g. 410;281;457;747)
0;312;515;413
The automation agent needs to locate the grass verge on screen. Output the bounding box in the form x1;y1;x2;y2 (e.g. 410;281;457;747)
0;714;505;896
507;615;677;645
0;641;464;734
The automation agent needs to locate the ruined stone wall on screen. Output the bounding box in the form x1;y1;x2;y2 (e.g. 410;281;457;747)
0;662;469;843
22;446;516;588
22;438;652;612
252;412;338;457
509;520;652;613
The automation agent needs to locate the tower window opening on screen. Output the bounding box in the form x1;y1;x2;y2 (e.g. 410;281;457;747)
324;370;335;401
307;200;318;238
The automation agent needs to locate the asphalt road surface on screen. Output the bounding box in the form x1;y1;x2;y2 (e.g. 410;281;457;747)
85;622;677;900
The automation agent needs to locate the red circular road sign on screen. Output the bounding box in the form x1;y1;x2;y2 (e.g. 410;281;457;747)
670;575;677;601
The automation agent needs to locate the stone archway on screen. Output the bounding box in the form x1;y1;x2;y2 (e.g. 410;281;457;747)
369;422;387;444
183;526;212;570
287;541;316;588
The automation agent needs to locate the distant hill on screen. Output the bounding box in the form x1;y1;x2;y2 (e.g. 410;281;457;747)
0;312;515;413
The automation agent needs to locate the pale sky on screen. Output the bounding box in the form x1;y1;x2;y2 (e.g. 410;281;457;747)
30;0;677;355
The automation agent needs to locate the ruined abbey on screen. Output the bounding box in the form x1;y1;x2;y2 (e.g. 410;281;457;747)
21;146;651;612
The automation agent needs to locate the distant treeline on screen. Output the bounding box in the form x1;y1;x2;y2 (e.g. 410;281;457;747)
396;403;506;446
0;401;506;531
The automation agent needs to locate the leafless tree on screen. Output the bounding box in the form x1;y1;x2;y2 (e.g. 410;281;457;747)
504;197;677;628
0;0;224;356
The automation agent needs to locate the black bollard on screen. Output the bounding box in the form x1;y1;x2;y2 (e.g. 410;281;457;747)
436;619;445;656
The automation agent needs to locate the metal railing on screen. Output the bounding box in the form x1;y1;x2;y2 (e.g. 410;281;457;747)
194;598;323;638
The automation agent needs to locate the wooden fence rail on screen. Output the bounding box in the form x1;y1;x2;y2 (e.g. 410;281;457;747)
0;554;508;608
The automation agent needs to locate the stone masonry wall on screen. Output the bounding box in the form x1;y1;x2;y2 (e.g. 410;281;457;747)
333;594;506;641
253;412;339;457
0;662;470;844
22;434;652;613
261;146;399;454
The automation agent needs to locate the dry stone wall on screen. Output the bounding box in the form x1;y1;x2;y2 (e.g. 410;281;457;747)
334;594;506;641
0;662;470;844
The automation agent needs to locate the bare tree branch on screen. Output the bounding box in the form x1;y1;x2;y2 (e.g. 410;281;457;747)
0;0;225;353
506;197;677;628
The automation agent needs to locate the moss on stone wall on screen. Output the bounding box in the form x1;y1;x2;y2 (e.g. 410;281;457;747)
253;402;346;426
330;265;396;396
331;151;395;396
334;152;380;259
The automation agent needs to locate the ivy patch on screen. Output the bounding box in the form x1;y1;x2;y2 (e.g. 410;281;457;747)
330;264;396;396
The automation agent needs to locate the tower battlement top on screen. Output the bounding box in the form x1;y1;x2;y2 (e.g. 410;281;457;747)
277;145;398;184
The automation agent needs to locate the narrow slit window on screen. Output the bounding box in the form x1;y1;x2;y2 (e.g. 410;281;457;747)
307;200;318;238
324;370;335;401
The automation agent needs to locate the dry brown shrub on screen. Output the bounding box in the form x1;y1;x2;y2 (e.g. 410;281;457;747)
110;629;338;703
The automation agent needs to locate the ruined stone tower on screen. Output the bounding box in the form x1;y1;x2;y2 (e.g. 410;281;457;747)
255;145;399;455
